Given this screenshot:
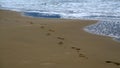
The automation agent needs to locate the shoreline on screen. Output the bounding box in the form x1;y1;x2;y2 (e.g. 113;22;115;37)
4;9;120;42
0;10;120;68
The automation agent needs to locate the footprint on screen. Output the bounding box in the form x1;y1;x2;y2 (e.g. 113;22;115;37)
113;62;120;66
29;21;33;24
40;26;45;29
48;29;55;32
71;47;76;49
57;37;65;40
46;33;51;36
71;46;81;52
58;41;64;45
78;53;88;59
105;61;112;63
105;61;120;66
79;53;85;57
70;46;88;59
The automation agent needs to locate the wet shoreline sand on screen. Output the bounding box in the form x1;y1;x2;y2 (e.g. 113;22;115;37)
0;10;120;68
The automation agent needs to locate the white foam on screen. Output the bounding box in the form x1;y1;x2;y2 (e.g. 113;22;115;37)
84;20;120;42
1;0;120;20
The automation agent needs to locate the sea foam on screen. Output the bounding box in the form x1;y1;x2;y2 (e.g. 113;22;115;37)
0;0;120;20
84;20;120;42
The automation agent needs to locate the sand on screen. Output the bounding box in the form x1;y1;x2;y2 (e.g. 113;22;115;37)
0;10;120;68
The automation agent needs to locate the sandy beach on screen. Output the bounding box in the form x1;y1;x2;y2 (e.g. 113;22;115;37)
0;10;120;68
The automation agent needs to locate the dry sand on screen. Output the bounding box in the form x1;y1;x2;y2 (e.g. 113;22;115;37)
0;10;120;68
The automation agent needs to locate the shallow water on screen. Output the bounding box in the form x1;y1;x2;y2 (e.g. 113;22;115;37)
84;20;120;42
23;12;61;18
113;38;120;43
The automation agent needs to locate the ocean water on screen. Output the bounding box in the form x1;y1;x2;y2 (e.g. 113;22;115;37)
1;0;120;20
0;0;120;42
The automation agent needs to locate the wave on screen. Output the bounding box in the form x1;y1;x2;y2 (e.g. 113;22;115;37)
1;0;120;20
84;20;120;42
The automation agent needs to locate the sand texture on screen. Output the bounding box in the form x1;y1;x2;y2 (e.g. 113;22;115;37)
0;10;120;68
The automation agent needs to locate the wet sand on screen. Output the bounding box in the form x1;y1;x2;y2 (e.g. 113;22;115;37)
0;10;120;68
